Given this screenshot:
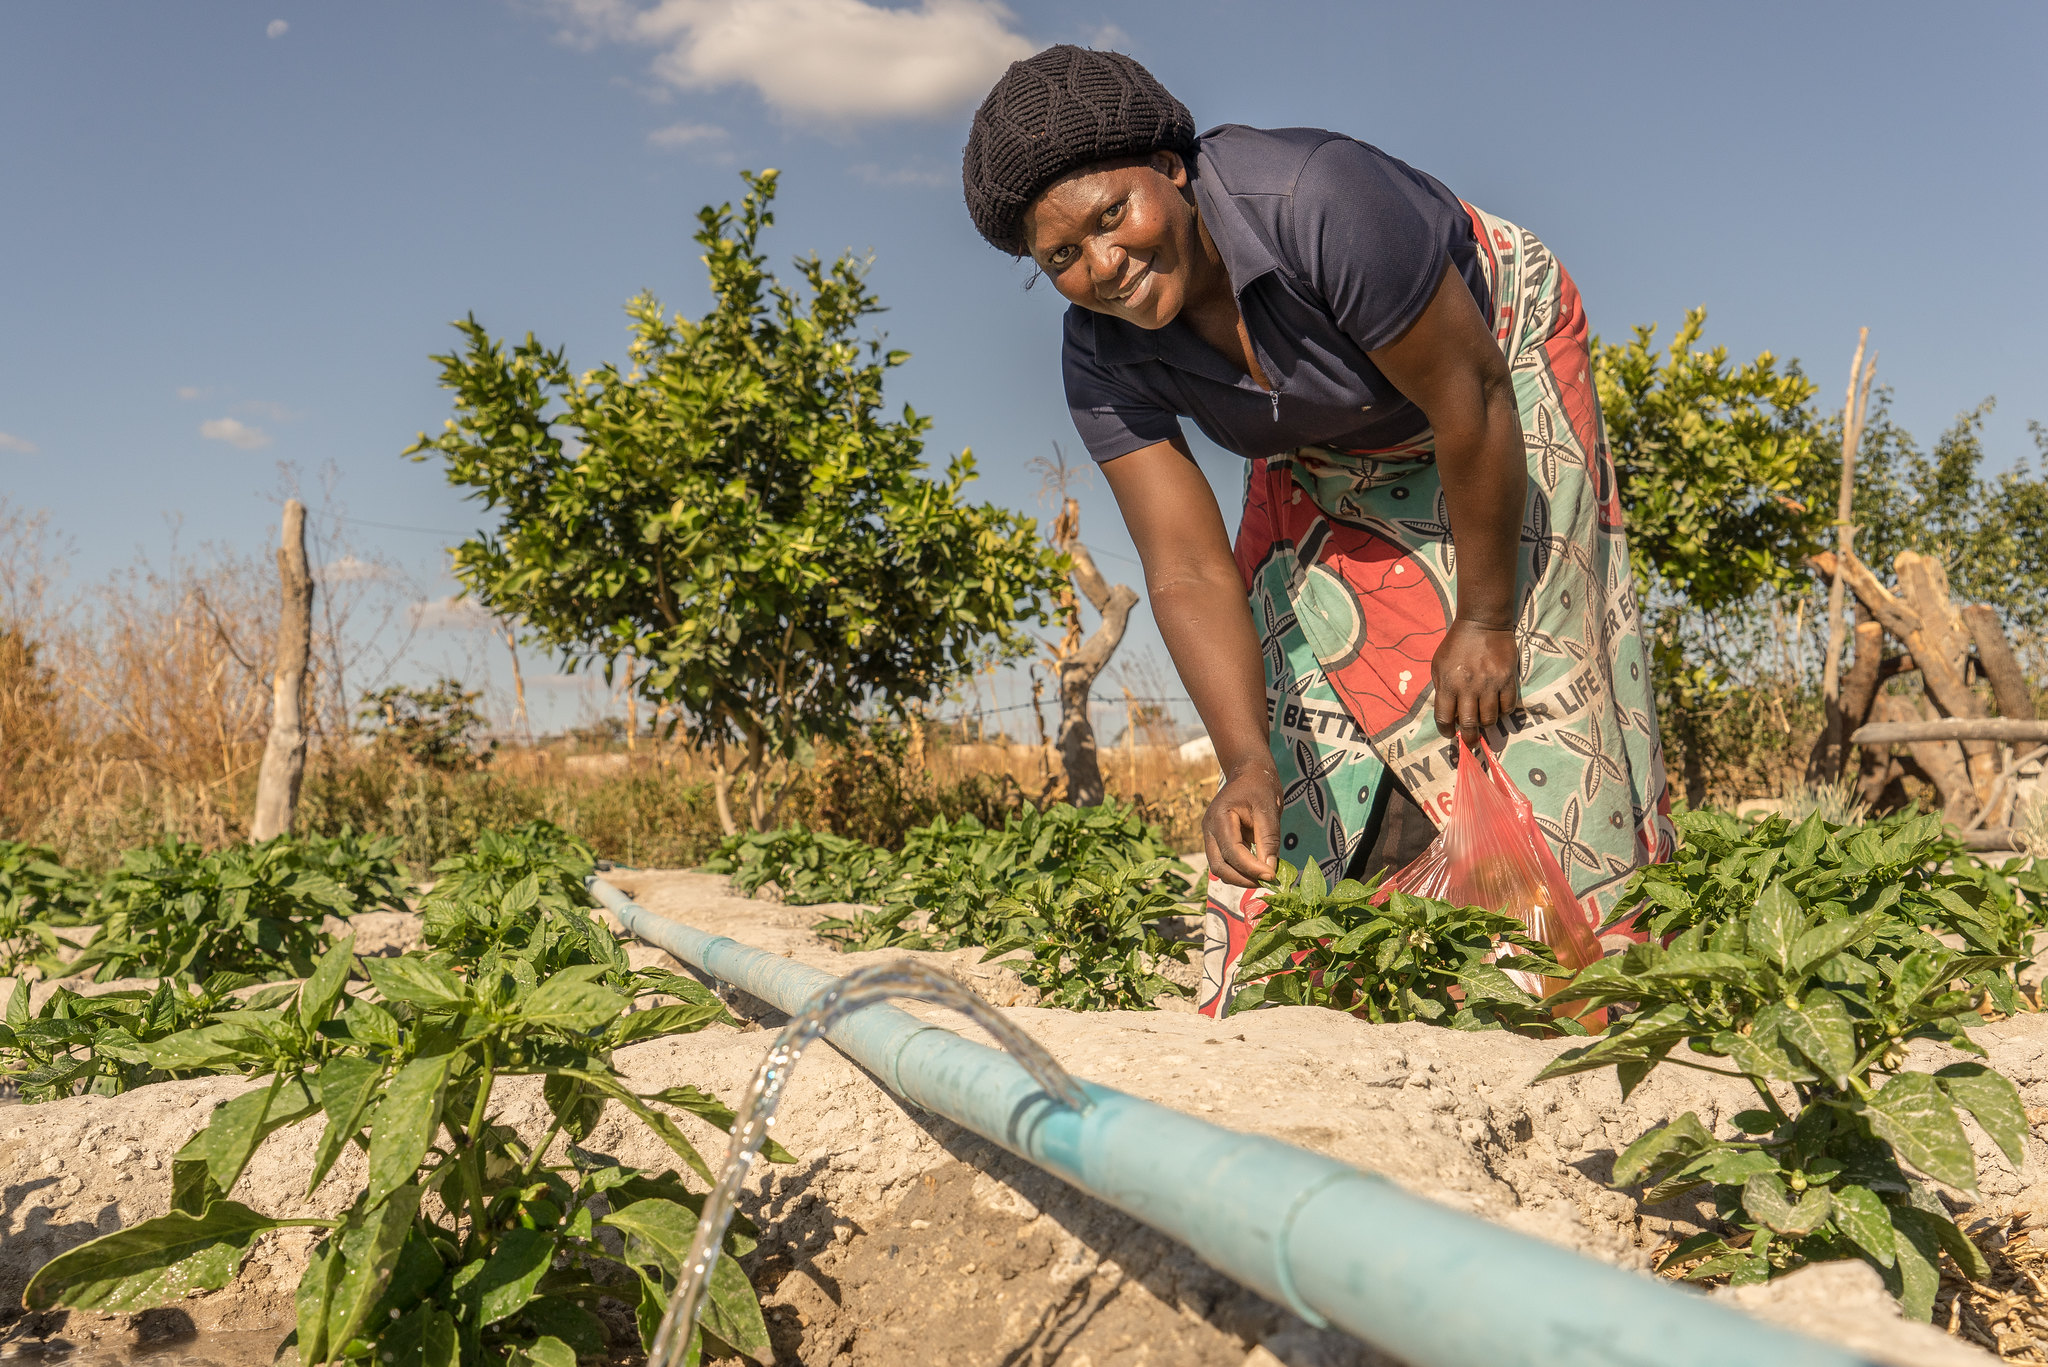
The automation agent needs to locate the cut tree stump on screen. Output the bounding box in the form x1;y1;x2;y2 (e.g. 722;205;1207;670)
1894;551;1997;800
1866;693;1978;825
251;499;313;841
1809;550;1985;728
1040;492;1136;808
1962;603;2037;723
1054;536;1137;808
1810;619;1885;782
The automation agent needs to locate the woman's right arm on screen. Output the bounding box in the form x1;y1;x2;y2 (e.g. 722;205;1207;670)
1100;437;1279;887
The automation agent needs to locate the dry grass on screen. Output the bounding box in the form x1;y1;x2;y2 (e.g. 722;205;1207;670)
1938;1215;2048;1361
1;492;1219;867
0;495;419;862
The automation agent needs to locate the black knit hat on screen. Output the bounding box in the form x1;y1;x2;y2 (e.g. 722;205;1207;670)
962;46;1197;257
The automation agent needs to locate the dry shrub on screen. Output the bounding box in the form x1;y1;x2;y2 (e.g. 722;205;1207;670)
0;495;409;867
1664;676;1827;811
0;627;74;835
48;547;280;851
297;749;724;872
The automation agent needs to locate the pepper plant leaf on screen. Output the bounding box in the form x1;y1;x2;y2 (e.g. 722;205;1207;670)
299;932;356;1033
1863;1072;1978;1192
1935;1062;2029;1169
324;1185;424;1353
365;1052;452;1207
1828;1184;1897;1267
309;1055;385;1196
24;1201;283;1312
363;956;467;1009
1746;881;1802;970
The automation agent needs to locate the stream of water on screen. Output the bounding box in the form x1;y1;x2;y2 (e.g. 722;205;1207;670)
645;959;1090;1367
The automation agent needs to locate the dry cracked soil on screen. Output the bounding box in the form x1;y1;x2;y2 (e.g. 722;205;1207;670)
1;869;2034;1366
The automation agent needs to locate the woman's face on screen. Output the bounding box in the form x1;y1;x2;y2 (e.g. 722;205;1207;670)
1021;151;1202;331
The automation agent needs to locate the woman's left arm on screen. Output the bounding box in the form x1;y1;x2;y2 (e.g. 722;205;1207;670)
1367;259;1527;742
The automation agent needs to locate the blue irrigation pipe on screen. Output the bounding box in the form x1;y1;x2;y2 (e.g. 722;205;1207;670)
589;876;1873;1367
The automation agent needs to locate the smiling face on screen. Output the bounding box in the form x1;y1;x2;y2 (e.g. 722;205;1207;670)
1021;150;1211;331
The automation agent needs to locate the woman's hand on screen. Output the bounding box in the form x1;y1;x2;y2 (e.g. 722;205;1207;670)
1431;618;1520;742
1203;759;1281;889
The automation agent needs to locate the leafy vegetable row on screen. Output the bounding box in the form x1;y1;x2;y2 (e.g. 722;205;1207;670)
1254;806;2045;1321
20;821;783;1367
706;801;1200;1010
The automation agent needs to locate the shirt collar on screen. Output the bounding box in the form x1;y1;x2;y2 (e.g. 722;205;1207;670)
1190;134;1282;299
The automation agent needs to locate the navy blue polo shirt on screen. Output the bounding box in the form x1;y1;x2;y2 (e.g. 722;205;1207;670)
1062;124;1489;464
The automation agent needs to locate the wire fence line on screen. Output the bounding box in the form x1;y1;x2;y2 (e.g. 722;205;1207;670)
937;693;1192;718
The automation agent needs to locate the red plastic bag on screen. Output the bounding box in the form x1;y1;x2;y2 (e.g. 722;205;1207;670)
1376;736;1605;1028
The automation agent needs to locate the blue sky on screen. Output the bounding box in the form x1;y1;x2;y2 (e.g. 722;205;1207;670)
3;1;2044;734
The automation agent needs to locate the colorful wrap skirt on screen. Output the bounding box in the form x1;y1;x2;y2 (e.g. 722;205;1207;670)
1196;205;1677;1019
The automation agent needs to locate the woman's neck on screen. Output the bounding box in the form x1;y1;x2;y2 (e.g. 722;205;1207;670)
1180;208;1271;389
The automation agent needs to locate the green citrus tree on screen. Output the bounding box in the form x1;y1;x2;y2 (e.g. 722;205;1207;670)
408;171;1065;832
1595;309;1831;802
1598;308;1829;612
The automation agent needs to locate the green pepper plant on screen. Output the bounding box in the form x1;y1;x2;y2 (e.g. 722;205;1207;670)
72;833;409;985
1544;863;2029;1319
1230;860;1578;1032
710;803;1204;1004
26;932;780;1367
893;802;1189;951
978;850;1195;1010
703;827;903;909
0;971;268;1101
417;822;602;965
0;839;92;978
1615;809;2041;1014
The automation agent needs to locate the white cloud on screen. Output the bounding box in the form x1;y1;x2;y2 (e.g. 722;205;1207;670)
0;431;38;455
199;416;271;450
410;596;494;630
266;19;289;38
175;385;205;401
647;121;727;148
547;0;1034;120
320;555;390;583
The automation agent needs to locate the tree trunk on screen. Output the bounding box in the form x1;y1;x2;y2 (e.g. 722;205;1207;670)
709;735;739;837
1840;621;1886;735
251;500;313;841
742;727;768;830
1053;538;1138;807
1811;620;1885;782
1894;551;1997;802
623;656;638;751
500;620;532;747
1810;548;1991;796
1963;604;2035;722
1819;329;1873;777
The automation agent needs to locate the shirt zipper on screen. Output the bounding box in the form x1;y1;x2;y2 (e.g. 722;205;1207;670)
1268;388;1280;423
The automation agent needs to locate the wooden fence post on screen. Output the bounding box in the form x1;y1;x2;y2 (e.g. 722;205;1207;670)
251;500;313;841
